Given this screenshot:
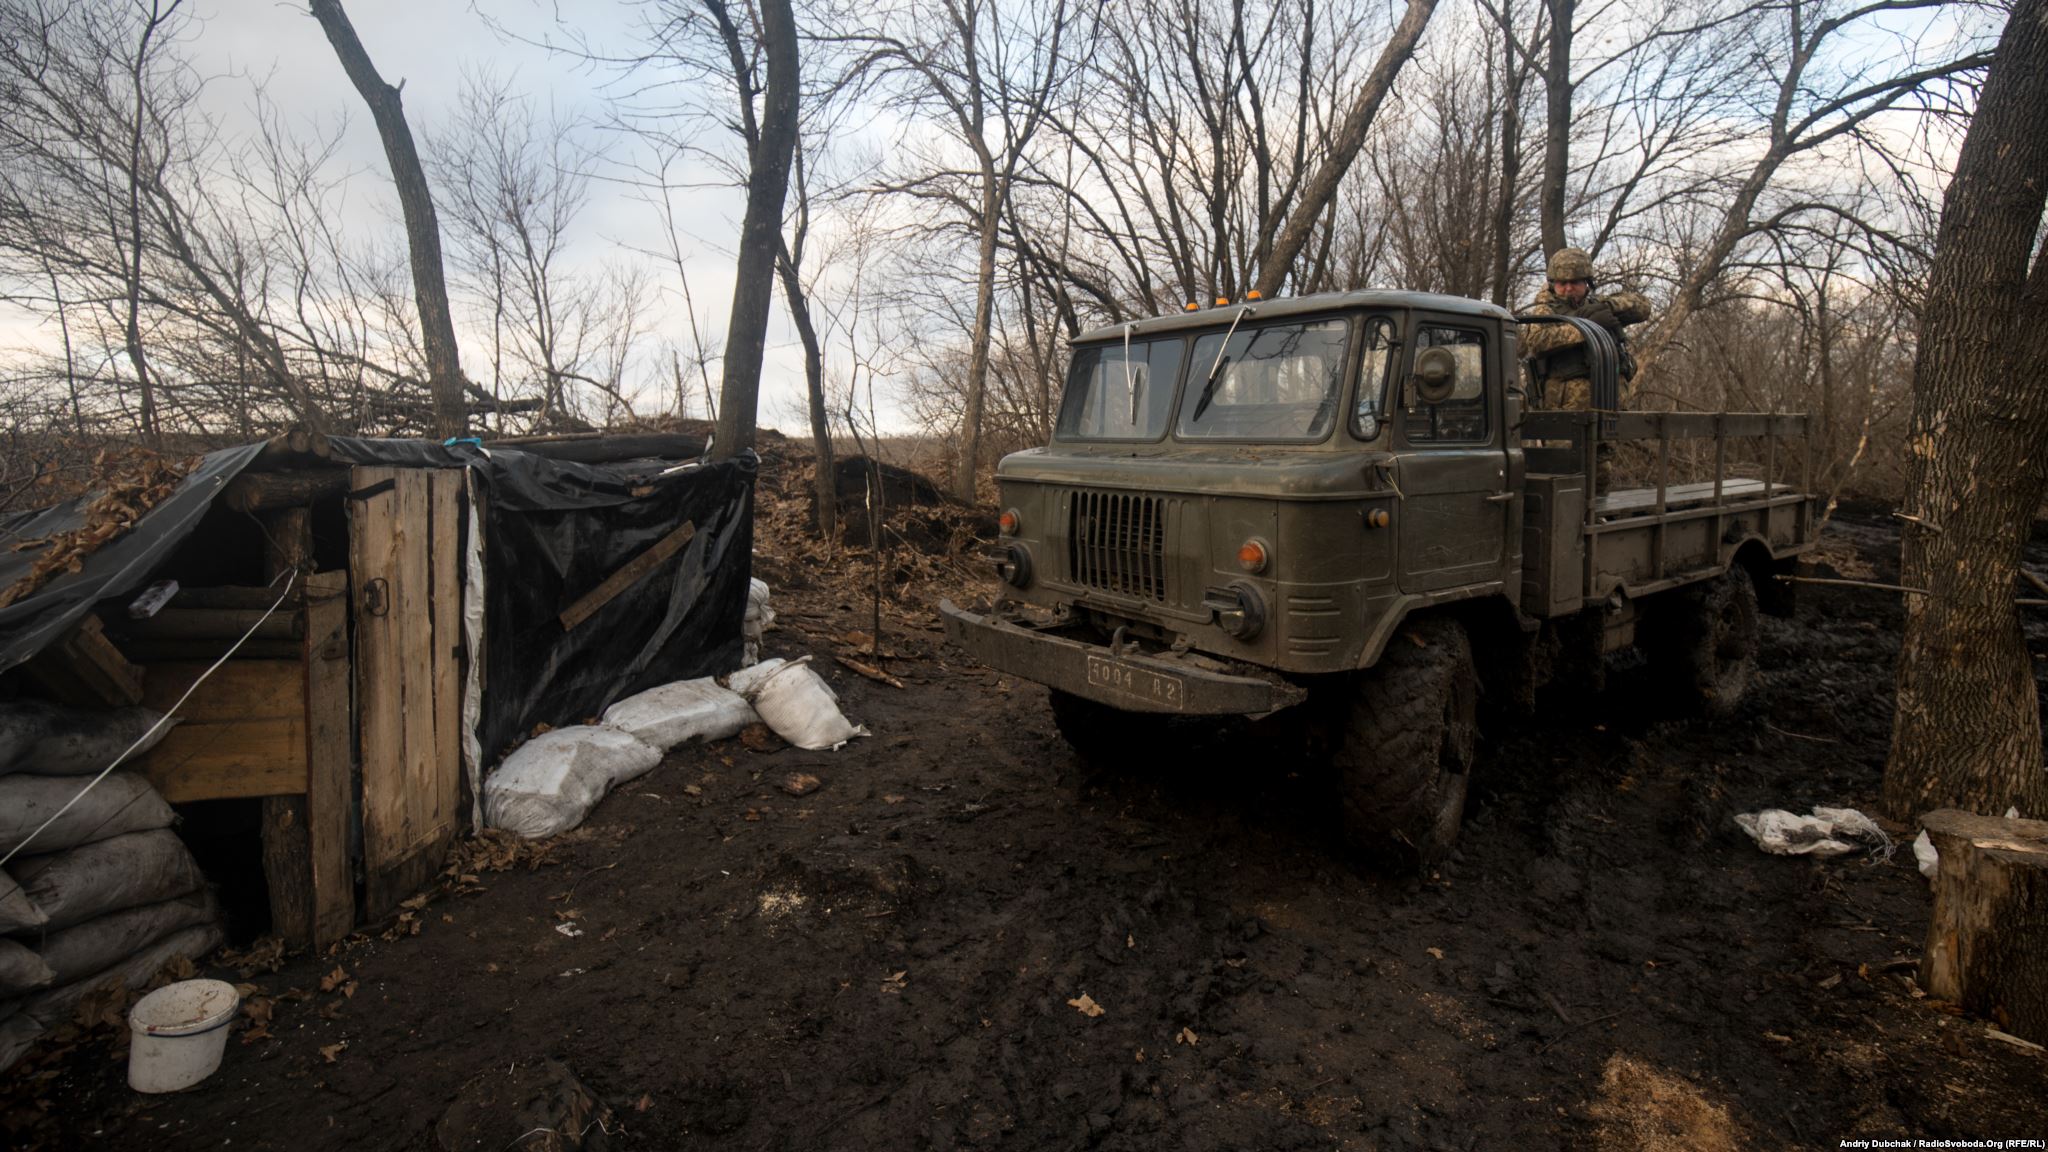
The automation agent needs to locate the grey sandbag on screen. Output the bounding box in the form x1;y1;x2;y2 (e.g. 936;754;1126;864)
0;938;54;997
0;869;45;934
9;829;203;932
21;922;223;1031
35;891;216;988
0;1010;39;1075
0;772;175;857
0;701;175;776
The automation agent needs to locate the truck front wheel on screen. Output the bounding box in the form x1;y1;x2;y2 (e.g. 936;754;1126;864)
1047;690;1170;768
1333;617;1478;869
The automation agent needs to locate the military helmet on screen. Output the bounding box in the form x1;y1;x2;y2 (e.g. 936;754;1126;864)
1547;247;1594;283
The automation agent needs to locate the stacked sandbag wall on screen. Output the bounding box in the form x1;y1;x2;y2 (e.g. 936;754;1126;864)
0;701;222;1072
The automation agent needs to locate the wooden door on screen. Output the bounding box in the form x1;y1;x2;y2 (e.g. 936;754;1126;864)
349;467;465;918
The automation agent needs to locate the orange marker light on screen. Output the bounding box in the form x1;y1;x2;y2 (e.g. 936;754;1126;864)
1214;296;1229;307
1237;538;1269;573
1184;301;1200;312
1246;290;1263;301
998;509;1021;536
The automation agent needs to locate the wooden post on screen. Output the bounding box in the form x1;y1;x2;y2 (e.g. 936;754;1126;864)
1920;808;2048;1043
302;570;355;946
260;508;318;946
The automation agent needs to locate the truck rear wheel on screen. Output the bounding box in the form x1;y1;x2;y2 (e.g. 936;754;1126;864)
1333;618;1477;869
1649;565;1759;716
1048;690;1169;767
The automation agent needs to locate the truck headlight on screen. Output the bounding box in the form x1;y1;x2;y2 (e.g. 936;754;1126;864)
1203;583;1266;639
995;543;1033;588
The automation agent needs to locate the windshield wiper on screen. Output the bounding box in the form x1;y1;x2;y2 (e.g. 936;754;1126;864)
1189;354;1235;423
1189;305;1253;424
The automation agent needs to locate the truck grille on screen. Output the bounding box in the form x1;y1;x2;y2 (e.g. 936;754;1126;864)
1066;490;1168;601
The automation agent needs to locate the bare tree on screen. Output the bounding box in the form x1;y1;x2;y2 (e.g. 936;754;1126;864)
1250;0;1435;297
710;0;801;460
1885;0;2048;819
857;0;1086;500
1628;0;1994;389
309;0;465;438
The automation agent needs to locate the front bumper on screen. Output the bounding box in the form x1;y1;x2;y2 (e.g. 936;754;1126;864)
939;599;1307;716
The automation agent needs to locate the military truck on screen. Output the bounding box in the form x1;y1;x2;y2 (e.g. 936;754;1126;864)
939;290;1819;866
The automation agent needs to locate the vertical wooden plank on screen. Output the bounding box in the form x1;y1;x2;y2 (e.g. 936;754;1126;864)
351;466;406;918
260;506;315;945
431;472;464;838
303;570;354;947
390;468;435;904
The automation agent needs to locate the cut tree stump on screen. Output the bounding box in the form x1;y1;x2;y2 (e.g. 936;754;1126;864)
1920;807;2048;1043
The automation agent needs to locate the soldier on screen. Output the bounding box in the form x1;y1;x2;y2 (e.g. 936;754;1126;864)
1520;247;1652;410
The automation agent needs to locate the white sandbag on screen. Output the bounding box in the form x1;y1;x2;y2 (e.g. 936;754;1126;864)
741;656;869;751
0;939;55;997
1735;805;1891;858
742;579;775;666
0;701;175;776
0;773;175;857
35;891;216;988
9;829;205;932
483;726;663;840
726;657;788;697
0;870;46;935
26;922;223;1028
600;679;756;751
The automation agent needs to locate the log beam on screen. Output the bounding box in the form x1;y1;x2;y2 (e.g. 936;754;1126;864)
222;469;348;514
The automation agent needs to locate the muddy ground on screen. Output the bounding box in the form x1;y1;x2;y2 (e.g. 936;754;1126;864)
8;491;2048;1150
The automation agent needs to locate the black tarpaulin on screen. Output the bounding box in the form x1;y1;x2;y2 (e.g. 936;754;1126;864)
473;451;754;760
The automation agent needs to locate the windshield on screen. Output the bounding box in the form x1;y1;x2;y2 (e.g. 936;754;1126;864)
1055;335;1185;441
1177;318;1350;441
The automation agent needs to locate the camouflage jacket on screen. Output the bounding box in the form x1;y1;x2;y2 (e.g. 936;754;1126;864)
1518;287;1652;370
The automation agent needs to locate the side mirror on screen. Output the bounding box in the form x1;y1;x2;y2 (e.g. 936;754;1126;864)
1413;346;1457;404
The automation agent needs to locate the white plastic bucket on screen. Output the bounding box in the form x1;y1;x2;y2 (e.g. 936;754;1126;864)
127;978;239;1093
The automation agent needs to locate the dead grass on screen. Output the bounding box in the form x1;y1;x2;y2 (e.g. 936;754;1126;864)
1588;1053;1745;1152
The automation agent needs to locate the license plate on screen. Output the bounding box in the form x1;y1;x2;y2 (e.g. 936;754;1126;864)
1085;655;1186;711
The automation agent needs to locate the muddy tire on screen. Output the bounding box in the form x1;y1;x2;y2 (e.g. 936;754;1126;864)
1332;617;1478;870
1047;690;1169;767
1648;566;1760;716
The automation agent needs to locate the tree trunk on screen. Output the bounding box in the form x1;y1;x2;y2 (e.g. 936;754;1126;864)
1490;0;1525;309
1920;808;2048;1044
1884;0;2048;822
1538;0;1572;256
956;169;1002;503
1251;0;1437;299
777;242;834;540
309;0;466;440
711;0;800;461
